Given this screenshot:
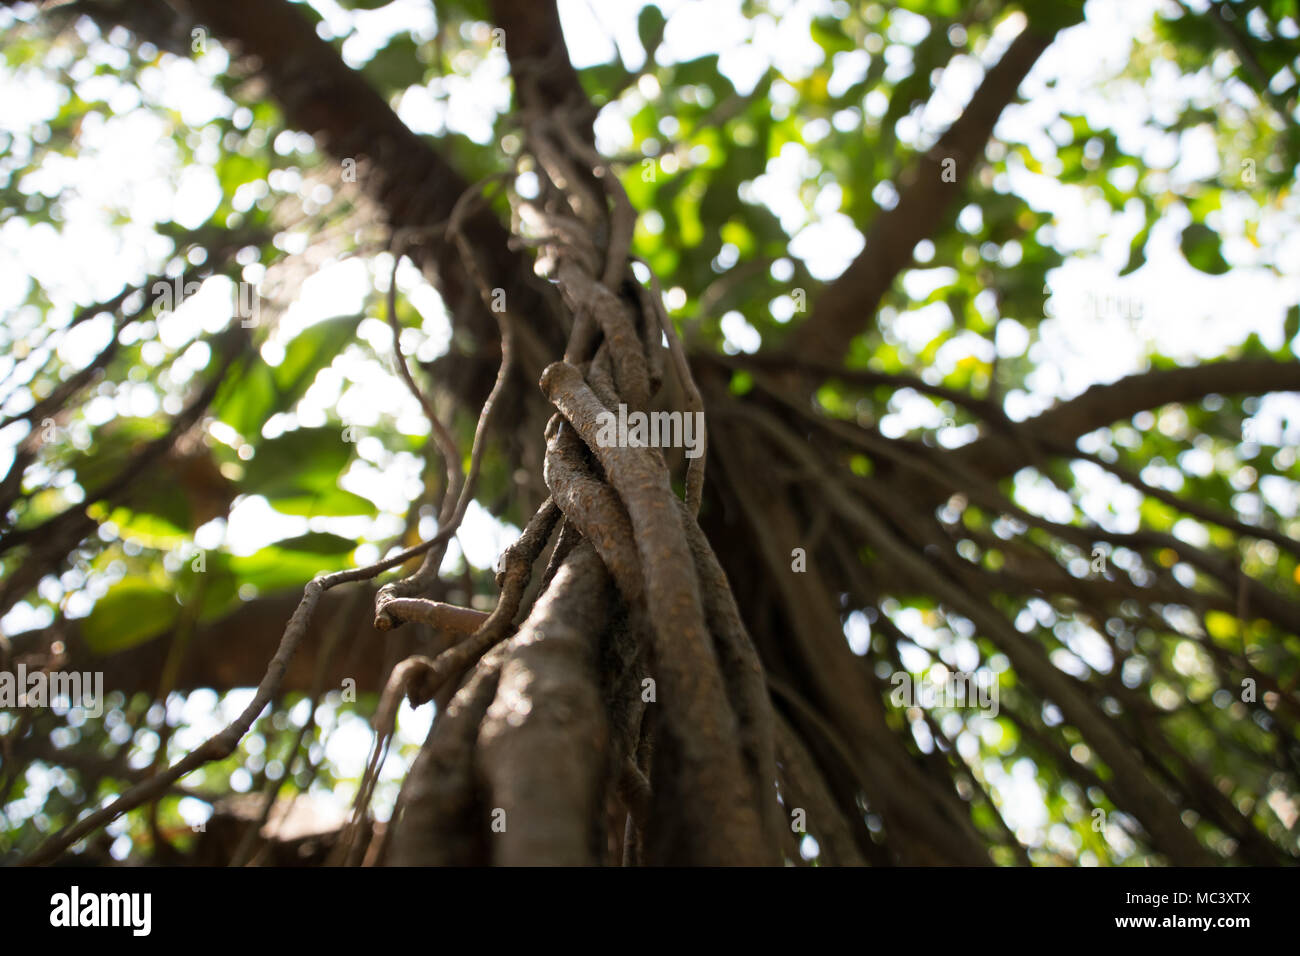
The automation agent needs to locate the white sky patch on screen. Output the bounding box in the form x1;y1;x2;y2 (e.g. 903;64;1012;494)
888;300;953;356
720;309;762;353
749;5;828;83
880;382;952;438
788;212;865;280
921;53;985;134
146;54;232;127
828;49;870;98
1013;467;1080;526
558;0;622;69
54;312;114;368
397;258;454;361
844;610;871;655
278;258;371;339
442;65;512;144
1059;620;1115;674
751;141;817;235
325;710;376;780
396;84;446;136
340;0;437;67
224;496;310;555
987;756;1051;848
171;164;222;230
342;452;424;518
447;500;521;572
0;59;63;129
934;330;994;377
661;0;750;74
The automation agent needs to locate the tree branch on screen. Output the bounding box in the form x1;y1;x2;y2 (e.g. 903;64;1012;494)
178;0;565;389
954;357;1300;482
787;23;1055;367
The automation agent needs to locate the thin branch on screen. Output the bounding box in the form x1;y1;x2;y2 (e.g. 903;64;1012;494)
385;247;464;524
955;357;1300;484
19;529;452;866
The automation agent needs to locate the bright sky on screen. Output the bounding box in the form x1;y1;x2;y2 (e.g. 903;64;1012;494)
1;0;1297;862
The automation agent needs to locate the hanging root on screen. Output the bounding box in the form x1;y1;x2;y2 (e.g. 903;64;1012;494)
383;90;784;866
676;497;784;850
773;711;865;866
377;498;561;705
341;498;563;865
388;652;506;865
540;360;775;864
340;651;447;865
477;541;613;864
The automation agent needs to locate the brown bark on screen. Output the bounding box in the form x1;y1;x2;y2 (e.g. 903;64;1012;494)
7;582;451;697
476;541;611;865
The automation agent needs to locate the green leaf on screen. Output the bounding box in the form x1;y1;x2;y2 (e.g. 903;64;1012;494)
212;358;277;440
638;5;667;63
240;425;374;517
578;62;632;103
214;316;357;441
811;16;855;56
265;487;375;517
1179;222;1229;274
230;545;348;594
1021;0;1086;30
275;314;361;399
272;531;357;554
81;580;178;654
1121;226;1149;275
102;505;189;548
242;427;353;498
729;370;754;395
68;418;170;497
362;34;425;94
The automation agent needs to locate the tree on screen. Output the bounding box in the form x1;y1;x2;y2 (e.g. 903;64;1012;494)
1;0;1297;866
